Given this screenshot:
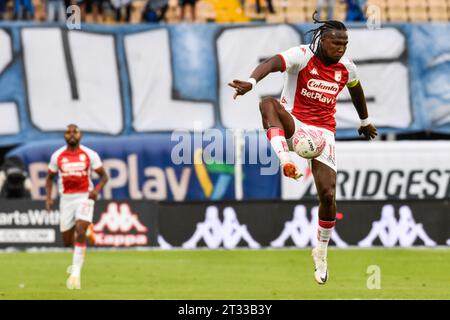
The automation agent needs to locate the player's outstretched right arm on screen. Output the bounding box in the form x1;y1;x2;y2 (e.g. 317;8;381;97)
228;55;285;100
45;171;56;211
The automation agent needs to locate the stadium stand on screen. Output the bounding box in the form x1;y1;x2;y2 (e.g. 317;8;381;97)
0;0;449;23
0;0;449;300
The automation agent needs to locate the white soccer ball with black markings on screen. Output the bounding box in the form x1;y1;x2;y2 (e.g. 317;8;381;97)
292;127;326;159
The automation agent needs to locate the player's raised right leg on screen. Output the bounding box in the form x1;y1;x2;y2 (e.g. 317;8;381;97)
259;97;302;179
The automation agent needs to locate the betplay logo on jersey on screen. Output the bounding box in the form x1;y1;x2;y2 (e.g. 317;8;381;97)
93;202;148;247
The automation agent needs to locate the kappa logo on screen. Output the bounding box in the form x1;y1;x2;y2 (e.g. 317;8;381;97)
179;206;261;249
94;202;147;232
93;202;148;247
271;205;348;248
310;68;319;76
358;204;436;247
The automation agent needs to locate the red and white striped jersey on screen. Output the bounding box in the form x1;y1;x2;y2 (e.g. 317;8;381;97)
48;145;103;195
278;45;359;133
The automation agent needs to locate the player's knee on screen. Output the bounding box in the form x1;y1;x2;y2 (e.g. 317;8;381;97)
63;239;72;247
75;224;85;234
75;224;87;242
319;189;335;207
75;233;86;243
259;97;278;116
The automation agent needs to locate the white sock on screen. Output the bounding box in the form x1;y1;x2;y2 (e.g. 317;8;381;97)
267;127;291;164
71;243;86;277
316;220;336;253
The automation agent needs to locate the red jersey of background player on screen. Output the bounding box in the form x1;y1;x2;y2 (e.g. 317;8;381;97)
278;44;359;133
48;145;103;194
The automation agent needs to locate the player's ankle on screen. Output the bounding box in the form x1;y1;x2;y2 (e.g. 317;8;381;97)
279;152;292;165
317;242;328;250
71;265;81;277
315;242;329;255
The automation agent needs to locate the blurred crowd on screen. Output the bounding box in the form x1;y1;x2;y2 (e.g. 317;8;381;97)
0;0;368;24
0;0;197;23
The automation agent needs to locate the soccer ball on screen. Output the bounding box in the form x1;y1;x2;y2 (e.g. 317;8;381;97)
292;127;326;159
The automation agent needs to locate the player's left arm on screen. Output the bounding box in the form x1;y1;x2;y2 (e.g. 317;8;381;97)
347;81;378;140
89;167;108;201
87;149;109;201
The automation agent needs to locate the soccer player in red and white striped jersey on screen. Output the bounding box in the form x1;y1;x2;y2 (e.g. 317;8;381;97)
229;14;377;284
45;124;108;290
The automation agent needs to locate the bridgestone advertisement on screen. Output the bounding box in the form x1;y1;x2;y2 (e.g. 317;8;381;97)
1;200;448;249
282;141;450;201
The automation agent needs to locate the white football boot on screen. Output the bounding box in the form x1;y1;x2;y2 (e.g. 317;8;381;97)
281;161;303;180
66;275;81;290
312;247;328;285
66;265;73;275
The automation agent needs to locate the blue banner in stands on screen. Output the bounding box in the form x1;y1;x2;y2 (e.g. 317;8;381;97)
7;132;281;200
404;23;450;134
0;22;450;148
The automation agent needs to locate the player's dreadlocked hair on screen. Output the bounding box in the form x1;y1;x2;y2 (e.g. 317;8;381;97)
306;11;347;55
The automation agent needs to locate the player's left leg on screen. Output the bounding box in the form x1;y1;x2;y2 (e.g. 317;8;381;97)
62;227;75;247
67;199;95;290
311;159;336;285
67;219;90;290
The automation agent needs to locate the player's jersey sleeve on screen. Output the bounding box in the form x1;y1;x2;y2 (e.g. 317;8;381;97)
89;150;103;171
48;151;59;173
278;46;309;74
345;59;359;88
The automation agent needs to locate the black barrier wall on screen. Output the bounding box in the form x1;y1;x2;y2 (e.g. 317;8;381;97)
0;200;449;249
0;200;63;248
157;200;450;248
0;200;159;249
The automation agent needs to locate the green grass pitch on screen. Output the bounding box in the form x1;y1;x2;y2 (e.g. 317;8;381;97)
1;248;449;300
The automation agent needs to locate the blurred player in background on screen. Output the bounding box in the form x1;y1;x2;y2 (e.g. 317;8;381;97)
229;13;377;285
45;124;108;290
